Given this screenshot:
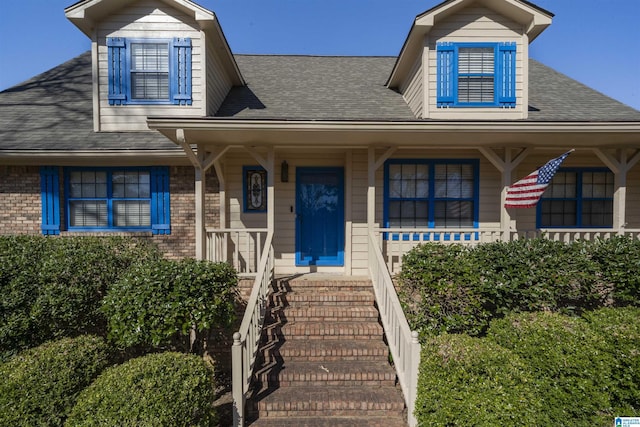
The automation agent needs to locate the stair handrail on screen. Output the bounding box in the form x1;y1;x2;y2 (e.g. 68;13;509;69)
232;230;274;427
368;231;421;427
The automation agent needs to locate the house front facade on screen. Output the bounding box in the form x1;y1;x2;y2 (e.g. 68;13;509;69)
2;0;639;277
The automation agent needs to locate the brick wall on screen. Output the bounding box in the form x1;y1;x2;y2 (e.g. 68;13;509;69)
0;166;42;235
0;165;220;259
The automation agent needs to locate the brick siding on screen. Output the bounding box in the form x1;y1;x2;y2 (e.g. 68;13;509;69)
0;165;220;259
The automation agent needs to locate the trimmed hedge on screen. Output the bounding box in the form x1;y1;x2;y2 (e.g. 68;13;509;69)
486;311;613;426
0;335;112;427
582;307;640;415
65;352;216;426
415;333;542;426
102;258;238;353
0;236;160;360
399;237;640;337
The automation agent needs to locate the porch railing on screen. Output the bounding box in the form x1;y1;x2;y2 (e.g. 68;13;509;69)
368;231;421;427
206;228;268;276
511;228;640;242
232;231;274;427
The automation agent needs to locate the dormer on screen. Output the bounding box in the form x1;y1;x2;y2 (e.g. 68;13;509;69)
387;0;552;120
65;0;244;132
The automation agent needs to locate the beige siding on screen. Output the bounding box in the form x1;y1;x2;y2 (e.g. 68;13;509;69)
400;55;424;118
206;36;233;116
627;165;640;229
97;0;204;132
426;5;527;120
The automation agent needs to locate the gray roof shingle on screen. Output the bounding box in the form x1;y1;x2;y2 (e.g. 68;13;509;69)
1;51;639;152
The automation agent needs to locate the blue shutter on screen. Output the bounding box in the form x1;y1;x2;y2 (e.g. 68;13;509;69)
436;43;455;107
107;37;127;105
498;43;516;107
151;167;171;235
172;38;192;105
40;166;60;235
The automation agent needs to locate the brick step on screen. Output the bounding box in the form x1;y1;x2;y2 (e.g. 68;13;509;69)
276;276;372;292
252;385;405;417
265;321;383;341
270;305;379;322
255;360;397;388
259;339;389;362
248;416;407;427
270;289;375;306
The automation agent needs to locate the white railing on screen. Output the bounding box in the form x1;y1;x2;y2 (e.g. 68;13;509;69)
206;228;268;276
232;231;274;427
368;231;421;427
513;228;640;242
375;228;505;274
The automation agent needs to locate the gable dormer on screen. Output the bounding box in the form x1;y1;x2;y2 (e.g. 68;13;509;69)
387;0;552;120
65;0;244;132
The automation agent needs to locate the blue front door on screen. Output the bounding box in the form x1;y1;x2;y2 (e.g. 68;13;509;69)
296;167;345;266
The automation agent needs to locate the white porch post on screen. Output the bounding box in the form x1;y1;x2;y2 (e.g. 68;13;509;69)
267;148;275;233
594;149;640;232
195;145;206;260
479;147;530;241
367;147;376;234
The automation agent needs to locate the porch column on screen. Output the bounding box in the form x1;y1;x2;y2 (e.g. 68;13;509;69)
267;149;275;233
195;165;206;259
594;149;640;231
367;147;375;234
479;147;530;241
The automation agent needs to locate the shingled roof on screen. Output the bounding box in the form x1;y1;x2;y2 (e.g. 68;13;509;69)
1;51;639;152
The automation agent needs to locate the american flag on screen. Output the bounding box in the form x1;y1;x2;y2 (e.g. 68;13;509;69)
504;150;573;208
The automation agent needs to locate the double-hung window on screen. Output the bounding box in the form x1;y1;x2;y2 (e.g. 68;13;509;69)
538;169;614;228
107;37;192;105
437;42;516;107
57;167;170;234
384;160;479;229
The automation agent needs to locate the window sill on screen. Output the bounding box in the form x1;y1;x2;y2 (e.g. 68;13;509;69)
60;230;154;237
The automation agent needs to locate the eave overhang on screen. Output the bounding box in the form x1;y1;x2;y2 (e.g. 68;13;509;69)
0;149;188;166
387;0;553;88
147;118;640;149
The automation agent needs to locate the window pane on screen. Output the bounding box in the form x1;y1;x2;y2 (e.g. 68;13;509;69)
131;43;169;100
434;201;473;227
540;200;576;227
113;201;151;227
434;164;474;198
583;172;613;198
582;200;613;227
547;172;576;198
458;47;494;104
69;201;108;227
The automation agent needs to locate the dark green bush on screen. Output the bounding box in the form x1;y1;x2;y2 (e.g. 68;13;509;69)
583;306;640;415
398;243;488;336
0;236;160;360
65;352;216;427
415;333;542;426
102;258;238;353
0;335;112;427
487;311;614;425
591;236;640;305
398;237;639;338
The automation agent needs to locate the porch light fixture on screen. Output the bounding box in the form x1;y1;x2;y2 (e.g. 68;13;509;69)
281;161;289;182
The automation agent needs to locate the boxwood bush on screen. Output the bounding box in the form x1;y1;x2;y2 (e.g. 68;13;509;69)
102;258;238;353
415;333;542;426
0;335;112;427
486;311;614;426
0;236;160;360
582;306;640;415
398;237;639;338
65;352;216;426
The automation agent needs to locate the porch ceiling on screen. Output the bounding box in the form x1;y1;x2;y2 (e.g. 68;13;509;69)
147;119;640;149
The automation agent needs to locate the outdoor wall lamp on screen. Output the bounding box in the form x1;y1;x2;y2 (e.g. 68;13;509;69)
281;160;289;182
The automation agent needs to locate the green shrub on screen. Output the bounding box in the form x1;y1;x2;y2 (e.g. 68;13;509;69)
591;236;640;305
0;335;112;427
103;258;238;353
583;306;640;415
487;311;614;425
0;236;160;360
65;352;216;427
398;237;638;338
415;333;542;426
398;243;488;336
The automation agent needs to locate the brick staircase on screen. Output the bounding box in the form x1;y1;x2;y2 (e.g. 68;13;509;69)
246;275;407;426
